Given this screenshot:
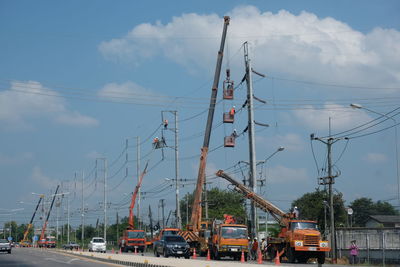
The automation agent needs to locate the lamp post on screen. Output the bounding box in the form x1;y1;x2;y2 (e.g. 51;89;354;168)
350;103;400;209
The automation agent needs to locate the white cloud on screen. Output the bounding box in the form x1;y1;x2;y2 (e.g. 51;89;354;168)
86;150;105;159
257;133;304;152
0;81;98;130
99;6;400;88
293;103;372;131
31;166;58;188
0;152;33;165
363;153;388;163
266;165;308;184
98;81;152;98
55;111;99;127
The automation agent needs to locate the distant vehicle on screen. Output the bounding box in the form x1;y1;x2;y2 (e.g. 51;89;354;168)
88;237;106;253
0;239;11;254
154;235;190;259
62;242;80;250
46;236;56;248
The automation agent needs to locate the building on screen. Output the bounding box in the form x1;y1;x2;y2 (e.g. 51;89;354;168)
365;215;400;228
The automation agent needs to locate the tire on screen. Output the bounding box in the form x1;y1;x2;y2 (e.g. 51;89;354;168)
154;249;160;257
163;249;169;258
8;250;11;254
287;247;295;263
317;252;325;264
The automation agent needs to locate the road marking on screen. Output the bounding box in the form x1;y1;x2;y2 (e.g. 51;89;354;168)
48;250;124;267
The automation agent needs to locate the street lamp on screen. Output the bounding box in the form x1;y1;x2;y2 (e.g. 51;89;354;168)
350;103;400;209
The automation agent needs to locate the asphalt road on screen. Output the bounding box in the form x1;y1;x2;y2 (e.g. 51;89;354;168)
0;248;123;267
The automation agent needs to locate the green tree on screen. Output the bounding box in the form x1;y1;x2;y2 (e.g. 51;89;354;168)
292;188;347;231
350;197;399;227
180;187;247;228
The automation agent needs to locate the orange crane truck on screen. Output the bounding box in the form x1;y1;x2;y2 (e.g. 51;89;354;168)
177;16;231;257
216;170;329;264
209;214;249;261
118;164;148;253
20;195;44;247
38;185;59;248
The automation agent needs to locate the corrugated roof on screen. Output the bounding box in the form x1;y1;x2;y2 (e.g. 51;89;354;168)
369;215;400;223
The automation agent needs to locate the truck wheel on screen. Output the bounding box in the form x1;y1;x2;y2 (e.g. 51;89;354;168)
287;247;295;263
317;252;325;264
163;249;169;258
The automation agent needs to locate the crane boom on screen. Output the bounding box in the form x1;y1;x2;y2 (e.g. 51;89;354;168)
190;16;230;232
216;170;290;225
128;163;148;229
39;185;60;241
21;195;43;244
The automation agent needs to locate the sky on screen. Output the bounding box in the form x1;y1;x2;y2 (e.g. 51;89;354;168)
1;0;400;232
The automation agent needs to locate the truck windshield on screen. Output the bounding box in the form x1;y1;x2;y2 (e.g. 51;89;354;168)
221;227;247;239
47;238;55;242
128;231;145;238
291;222;318;230
93;238;105;243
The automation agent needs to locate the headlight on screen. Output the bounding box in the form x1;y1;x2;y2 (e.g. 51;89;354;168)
319;241;328;248
294;240;303;247
185;244;190;248
167;244;174;248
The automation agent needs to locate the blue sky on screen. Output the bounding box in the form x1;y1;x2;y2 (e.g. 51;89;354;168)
1;0;400;230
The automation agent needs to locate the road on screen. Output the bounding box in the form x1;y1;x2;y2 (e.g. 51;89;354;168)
0;248;123;267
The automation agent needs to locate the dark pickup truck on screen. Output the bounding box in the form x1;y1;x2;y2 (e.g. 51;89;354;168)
154;235;190;258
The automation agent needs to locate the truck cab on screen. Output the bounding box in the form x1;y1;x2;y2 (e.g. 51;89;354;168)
210;223;248;261
119;229;146;253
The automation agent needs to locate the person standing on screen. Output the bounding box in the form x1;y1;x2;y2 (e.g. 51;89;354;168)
349;240;359;264
251;238;258;260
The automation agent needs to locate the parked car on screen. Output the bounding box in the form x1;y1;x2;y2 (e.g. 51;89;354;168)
62;242;80;250
0;239;11;254
154;235;190;258
88;237;106;253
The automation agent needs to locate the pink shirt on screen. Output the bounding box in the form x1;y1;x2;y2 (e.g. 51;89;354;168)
350;244;359;256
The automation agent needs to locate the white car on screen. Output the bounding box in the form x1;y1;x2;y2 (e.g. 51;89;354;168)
88;237;106;253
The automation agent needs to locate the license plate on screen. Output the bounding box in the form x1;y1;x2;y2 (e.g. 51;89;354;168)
308;247;317;251
177;251;183;254
231;248;238;252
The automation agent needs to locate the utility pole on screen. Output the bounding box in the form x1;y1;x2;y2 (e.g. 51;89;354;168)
244;41;258;239
162;110;182;229
137;136;141;229
311;133;345;263
104;158;108;242
149;205;153;239
81;171;85;246
160;199;165;228
67;189;70;243
173;111;182;228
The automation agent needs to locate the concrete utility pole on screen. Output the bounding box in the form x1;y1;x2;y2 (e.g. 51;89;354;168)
67;190;70;243
137;136;141;229
173;111;182;228
81;171;85;245
160;199;165;228
244;41;258;239
312;134;345;263
104;158;107;242
162;110;182;229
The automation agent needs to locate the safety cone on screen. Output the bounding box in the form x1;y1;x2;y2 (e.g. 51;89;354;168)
240;250;245;263
274;251;281;265
119;247;122;254
192;248;197;259
206;249;211;261
257;248;262;264
111;247;114;254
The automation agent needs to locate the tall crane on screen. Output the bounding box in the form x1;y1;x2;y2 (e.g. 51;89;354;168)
190;16;230;233
20;195;44;247
119;163;148;253
216;170;329;264
38;185;59;248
